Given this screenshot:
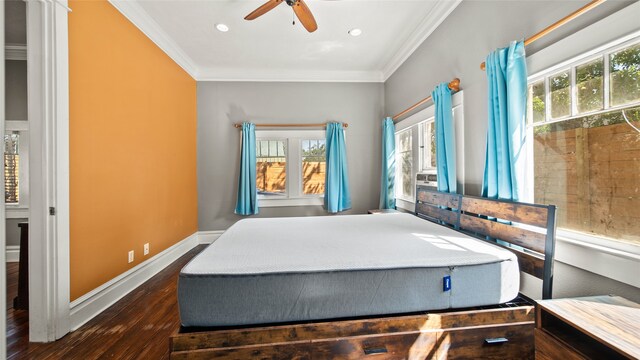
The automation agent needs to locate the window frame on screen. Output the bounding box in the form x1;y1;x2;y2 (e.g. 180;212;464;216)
526;35;640;255
255;129;326;207
5;121;29;218
394;91;465;211
394;127;415;203
528;37;640;126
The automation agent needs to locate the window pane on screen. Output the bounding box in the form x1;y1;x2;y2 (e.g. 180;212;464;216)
4;132;20;204
550;71;572;119
610;43;640;107
528;80;546;123
256;139;286;197
396;130;413;200
422;122;436;169
533;105;640;245
301;139;325;195
576;58;604;113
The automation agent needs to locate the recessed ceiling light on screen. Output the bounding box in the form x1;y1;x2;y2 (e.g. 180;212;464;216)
348;28;362;37
216;24;229;32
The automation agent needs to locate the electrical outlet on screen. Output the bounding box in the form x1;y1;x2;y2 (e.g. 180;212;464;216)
128;250;134;263
144;243;149;256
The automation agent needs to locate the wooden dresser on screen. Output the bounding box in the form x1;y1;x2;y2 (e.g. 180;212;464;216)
535;295;640;359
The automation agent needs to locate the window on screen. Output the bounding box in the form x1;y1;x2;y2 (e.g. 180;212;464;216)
394;92;464;209
422;121;437;171
5;132;20;204
395;119;436;202
256;130;326;207
4;121;29;212
301;139;326;195
256;140;287;198
396;129;413;202
527;39;640;247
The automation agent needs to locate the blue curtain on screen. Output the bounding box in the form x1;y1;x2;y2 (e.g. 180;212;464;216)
482;40;527;201
379;117;396;209
325;122;351;213
235;122;258;215
432;82;456;194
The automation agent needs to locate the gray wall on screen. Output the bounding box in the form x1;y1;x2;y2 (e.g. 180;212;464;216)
197;82;384;231
6;219;26;247
5;0;26;45
6;60;27;120
385;0;639;300
385;0;635;196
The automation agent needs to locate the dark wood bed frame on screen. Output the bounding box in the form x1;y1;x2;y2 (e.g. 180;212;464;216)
170;186;557;359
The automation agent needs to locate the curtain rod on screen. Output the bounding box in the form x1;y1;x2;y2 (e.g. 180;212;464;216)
480;0;606;71
392;78;460;122
233;122;349;129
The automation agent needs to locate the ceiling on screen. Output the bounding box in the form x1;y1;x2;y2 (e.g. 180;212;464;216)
111;0;462;82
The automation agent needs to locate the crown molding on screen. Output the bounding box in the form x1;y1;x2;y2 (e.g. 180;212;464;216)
108;0;199;79
107;0;458;83
381;0;462;81
197;68;384;83
5;44;27;61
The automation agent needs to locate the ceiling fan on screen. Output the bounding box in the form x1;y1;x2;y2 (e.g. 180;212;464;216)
244;0;318;33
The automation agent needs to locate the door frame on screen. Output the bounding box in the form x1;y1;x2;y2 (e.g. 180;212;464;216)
1;2;7;356
26;0;70;342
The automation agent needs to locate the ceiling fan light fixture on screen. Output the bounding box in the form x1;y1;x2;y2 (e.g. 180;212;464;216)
216;23;230;32
348;28;362;37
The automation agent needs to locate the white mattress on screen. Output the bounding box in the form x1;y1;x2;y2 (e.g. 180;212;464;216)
178;213;520;327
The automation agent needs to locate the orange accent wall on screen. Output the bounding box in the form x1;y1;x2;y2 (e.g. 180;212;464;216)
68;0;198;301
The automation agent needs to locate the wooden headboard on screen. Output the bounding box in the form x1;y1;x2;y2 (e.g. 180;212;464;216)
415;185;557;299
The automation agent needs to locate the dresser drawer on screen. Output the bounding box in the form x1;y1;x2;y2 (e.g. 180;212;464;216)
534;328;586;360
172;331;439;360
438;323;535;359
308;331;439;360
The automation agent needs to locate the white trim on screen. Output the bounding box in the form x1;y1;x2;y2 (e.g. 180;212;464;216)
381;0;462;81
0;1;6;355
555;236;640;289
197;68;384;83
6;120;29;131
260;197;324;208
5;44;27;61
27;0;71;342
107;0;199;79
395;198;415;213
6;246;20;263
6;208;29;219
69;232;199;331
198;230;224;245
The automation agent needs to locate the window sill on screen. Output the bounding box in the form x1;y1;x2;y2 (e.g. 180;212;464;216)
259;197;324;208
554;232;640;289
395;198;415;212
6;207;29;219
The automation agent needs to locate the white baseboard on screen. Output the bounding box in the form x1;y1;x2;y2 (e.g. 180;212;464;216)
69;232;199;331
198;230;224;244
6;246;20;262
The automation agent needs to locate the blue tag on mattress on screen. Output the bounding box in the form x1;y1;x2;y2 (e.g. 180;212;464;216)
443;276;451;292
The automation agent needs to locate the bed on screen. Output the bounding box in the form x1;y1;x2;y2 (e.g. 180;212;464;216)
178;213;520;327
170;187;556;359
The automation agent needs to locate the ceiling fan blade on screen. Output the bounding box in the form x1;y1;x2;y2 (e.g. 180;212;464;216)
292;0;318;33
245;0;283;21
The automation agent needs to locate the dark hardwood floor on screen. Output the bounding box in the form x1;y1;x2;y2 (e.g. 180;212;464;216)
7;262;19;311
7;245;206;360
